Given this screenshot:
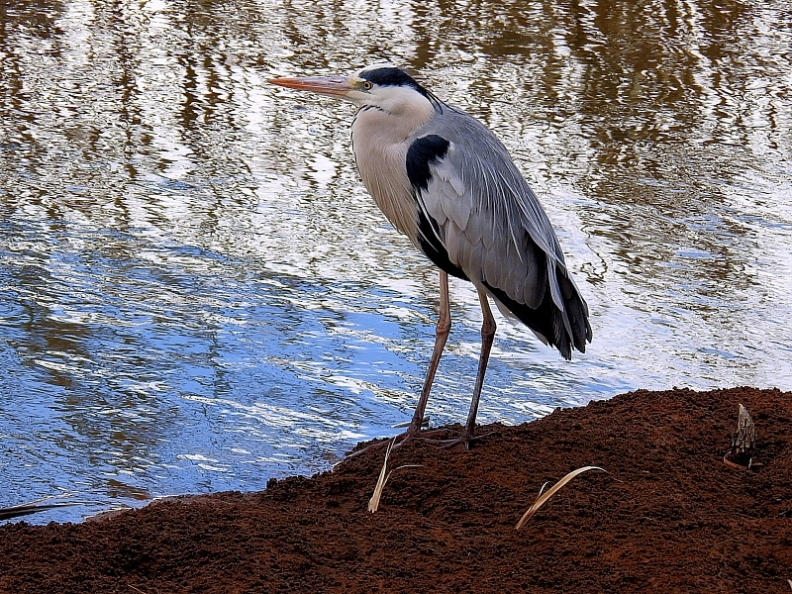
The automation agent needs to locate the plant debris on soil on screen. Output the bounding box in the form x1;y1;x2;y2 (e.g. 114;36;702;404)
1;386;791;593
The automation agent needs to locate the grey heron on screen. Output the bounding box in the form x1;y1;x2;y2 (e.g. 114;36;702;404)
269;65;591;448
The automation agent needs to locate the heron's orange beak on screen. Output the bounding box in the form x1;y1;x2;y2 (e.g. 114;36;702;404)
268;76;351;98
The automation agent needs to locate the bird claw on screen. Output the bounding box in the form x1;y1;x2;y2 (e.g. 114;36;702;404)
342;430;415;461
341;427;454;462
434;431;494;450
340;426;494;466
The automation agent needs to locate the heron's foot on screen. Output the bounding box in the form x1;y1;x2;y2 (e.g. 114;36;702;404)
342;427;450;462
392;416;432;429
436;430;494;450
343;435;403;461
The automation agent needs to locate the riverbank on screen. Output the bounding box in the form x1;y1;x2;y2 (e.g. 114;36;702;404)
1;386;790;593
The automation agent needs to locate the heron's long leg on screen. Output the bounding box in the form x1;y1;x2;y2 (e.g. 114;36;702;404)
463;289;497;445
407;270;451;435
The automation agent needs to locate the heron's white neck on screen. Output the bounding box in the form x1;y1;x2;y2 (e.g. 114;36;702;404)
352;86;437;142
350;94;436;243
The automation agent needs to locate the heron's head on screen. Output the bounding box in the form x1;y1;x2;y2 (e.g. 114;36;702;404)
269;64;434;115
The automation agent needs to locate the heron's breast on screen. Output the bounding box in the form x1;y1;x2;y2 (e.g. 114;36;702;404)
351;120;419;244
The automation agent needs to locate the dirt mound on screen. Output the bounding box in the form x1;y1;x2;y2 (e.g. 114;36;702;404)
1;387;791;593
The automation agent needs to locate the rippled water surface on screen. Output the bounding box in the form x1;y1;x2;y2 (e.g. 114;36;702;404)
1;0;791;522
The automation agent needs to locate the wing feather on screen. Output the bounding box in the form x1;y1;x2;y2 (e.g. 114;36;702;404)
410;106;592;357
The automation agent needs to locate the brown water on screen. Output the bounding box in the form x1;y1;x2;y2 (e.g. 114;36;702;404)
1;0;790;522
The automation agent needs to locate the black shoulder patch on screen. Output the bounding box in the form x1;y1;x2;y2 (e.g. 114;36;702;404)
406;135;450;192
405;135;465;280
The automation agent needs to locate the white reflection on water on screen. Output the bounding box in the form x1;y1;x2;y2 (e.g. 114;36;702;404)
0;0;791;523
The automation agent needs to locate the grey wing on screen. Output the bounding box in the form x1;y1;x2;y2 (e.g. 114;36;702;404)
413;113;592;358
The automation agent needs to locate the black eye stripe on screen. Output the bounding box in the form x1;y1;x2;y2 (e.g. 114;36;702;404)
359;67;430;98
360;67;415;87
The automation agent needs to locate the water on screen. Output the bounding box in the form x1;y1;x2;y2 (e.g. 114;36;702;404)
1;0;790;523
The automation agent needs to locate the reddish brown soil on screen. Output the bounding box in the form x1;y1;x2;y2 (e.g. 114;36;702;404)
1;387;791;593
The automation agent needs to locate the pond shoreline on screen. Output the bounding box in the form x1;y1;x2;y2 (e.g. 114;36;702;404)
1;386;790;593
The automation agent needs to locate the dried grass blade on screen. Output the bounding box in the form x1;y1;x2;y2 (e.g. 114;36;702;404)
368;438;397;513
385;465;422;481
367;440;421;513
516;466;606;530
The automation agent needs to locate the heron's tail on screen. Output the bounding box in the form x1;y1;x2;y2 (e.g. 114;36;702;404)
484;263;591;360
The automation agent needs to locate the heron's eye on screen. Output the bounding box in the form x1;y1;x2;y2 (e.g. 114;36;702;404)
360;81;373;91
